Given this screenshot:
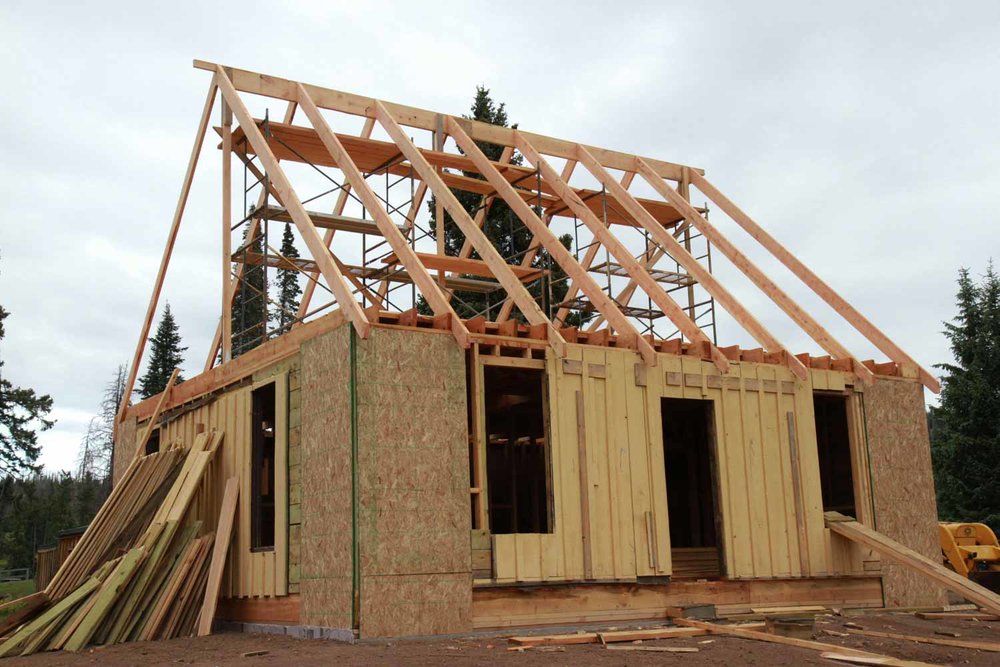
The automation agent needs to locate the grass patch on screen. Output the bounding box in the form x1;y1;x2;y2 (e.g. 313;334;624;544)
0;579;37;620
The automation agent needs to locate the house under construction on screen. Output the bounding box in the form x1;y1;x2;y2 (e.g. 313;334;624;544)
104;60;957;639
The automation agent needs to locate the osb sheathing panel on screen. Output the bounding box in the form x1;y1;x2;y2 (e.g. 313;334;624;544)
299;325;353;630
112;415;137;485
864;377;947;607
355;327;471;637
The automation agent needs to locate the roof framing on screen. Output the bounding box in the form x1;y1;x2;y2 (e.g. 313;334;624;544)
114;60;939;420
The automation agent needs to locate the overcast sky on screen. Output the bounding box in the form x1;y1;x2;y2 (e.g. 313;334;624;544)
2;2;998;473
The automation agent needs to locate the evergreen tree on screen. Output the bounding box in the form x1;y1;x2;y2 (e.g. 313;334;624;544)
417;86;586;324
232;224;267;357
930;263;1000;530
270;224;302;334
0;286;54;479
138;303;186;399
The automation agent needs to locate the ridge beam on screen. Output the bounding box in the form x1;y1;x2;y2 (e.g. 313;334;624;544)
214;66;370;339
577;145;807;380
373;102;566;359
446;116;655;365
296;84;470;348
517;133;727;373
690;171;939;393
635;159;872;385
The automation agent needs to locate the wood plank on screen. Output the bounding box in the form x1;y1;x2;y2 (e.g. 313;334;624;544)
376;103;566;358
447;118;650;363
197;476;240;636
825;512;1000;614
296;86;471;349
0;593;48;638
579;147;807;379
119;81;217;419
382;251;542;282
63;546;147;651
517;136;727;372
673;618;934;667
575;390;593;580
213;66;370;340
136;368;180;458
0;576;103;657
636;159;872;384
689;171;938;393
193;60;699;181
846;627;1000;652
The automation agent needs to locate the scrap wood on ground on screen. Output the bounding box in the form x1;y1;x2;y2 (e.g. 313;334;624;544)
0;430;238;658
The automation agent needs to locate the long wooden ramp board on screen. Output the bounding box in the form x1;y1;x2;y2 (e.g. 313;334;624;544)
824;511;1000;614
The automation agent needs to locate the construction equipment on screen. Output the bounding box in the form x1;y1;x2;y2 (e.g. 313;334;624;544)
939;522;1000;588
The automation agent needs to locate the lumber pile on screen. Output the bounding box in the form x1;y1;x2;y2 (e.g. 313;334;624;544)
0;431;234;658
825;511;1000;615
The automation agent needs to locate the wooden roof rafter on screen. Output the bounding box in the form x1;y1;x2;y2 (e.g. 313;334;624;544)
444;116;657;365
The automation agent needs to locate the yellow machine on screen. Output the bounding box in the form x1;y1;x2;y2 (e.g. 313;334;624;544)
940;523;1000;585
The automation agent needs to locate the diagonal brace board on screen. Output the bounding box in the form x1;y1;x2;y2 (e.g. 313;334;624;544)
119;80;217;421
516;133;728;373
634;159;872;384
577;145;807;379
214;66;370;339
373;102;567;358
444;117;655;364
690;171;939;393
296;84;471;347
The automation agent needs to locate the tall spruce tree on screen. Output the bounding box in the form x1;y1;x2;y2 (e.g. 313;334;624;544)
0;292;54;478
232;224;267;357
138;303;186;399
417;86;584;323
930;263;1000;529
270;224;302;334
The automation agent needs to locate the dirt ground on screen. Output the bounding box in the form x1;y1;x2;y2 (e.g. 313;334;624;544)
3;612;998;666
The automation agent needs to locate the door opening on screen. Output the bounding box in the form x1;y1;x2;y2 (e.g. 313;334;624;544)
661;397;723;578
813;393;857;518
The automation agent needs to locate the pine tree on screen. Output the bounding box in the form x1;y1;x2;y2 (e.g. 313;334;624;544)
232;224;267;357
138;303;186;399
0;291;54;478
417;86;585;323
270;224;302;334
930;263;1000;529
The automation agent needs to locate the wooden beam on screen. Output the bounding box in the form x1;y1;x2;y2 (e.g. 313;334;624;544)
691;171;939;393
214;66;370;339
135;368;179;458
825;512;1000;614
205;101;299;371
197;476;239;636
297;84;470;348
193;60;699;181
446;117;653;363
577;145;805;378
382;251;542;282
636;159;873;384
672;618;933;667
297;117;376;322
119;80;217;420
221;98;233;364
846;627;1000;653
374;102;566;358
518;135;729;373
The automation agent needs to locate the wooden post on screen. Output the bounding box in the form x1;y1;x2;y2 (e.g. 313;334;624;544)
221;97;233;364
135;368;180;458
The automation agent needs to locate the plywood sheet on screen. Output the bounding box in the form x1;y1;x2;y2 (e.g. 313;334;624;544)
863;377;947;607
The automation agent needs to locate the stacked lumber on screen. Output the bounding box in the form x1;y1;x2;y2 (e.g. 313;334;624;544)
0;431;234;658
